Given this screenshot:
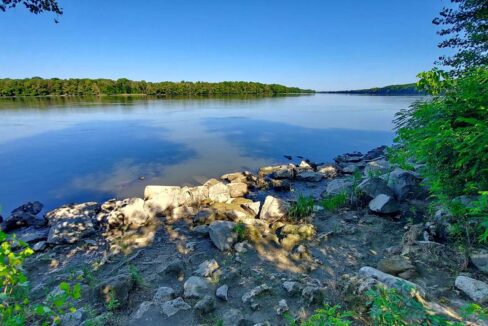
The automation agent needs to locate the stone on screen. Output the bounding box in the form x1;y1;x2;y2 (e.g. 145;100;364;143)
161;258;185;277
97;274;135;307
335;151;363;163
387;168;425;201
242;284;272;303
192;225;210;236
216;284;229;301
221;172;249;184
32;240;47;252
194;295;216;314
364;146;387;160
470;250;488;274
377;256;415;275
270;179;291;191
208;221;238;251
324;178;353;197
194;259;219;277
228;182;249;198
153;287;175;303
3;201;45;232
208;181;231;203
193;209;215;225
222;308;246;326
298;160;314;170
171;205;198;220
259;196;290;222
117;198;150;227
183;276;211;298
132;301;154;320
301;286;325;304
369;194;400;214
276;299;289;315
59;308;86;326
144;185;208;217
455;276;488;303
317;164;338;178
15;226;49;243
283;281;302;295
12;201;43;215
364;159;391;176
359;266;425;296
161;297;191;317
342;164;359;174
296;170;323;182
357;177;395;201
260;165;296;179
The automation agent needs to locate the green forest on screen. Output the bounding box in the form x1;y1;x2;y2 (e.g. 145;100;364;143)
0;78;314;97
325;83;424;95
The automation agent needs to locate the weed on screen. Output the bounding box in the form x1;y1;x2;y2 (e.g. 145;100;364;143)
289;195;314;220
320;192;348;212
128;264;144;287
233;222;247;241
106;289;120;311
285;304;353;325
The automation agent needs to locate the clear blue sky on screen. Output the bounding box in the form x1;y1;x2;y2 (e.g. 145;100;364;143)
0;0;447;90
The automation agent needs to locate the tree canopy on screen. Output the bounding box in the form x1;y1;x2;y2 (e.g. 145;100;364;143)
0;0;62;15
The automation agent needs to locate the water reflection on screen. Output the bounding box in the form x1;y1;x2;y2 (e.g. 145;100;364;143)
0;95;418;214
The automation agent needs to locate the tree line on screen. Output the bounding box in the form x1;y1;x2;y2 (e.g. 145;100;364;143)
0;78;314;97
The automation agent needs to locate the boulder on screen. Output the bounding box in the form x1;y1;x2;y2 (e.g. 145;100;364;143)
97;274;135;307
364;146;387;160
323;178;353;197
46;202;100;245
368;194;400;215
222;308;247;326
387;168;425;201
342;164;359;174
3;201;45;232
277;299;289;315
242;284;272;304
301;286;325;304
161;297;191;317
208;221;238;251
153;287;175;303
377;256;415;275
221;171;250;184
470;250;488;274
117;198;150;227
208;181;231;203
15;226;49;243
131;301;154;320
455;276;488;303
170;205;198;220
259;196;290;222
296;171;323;182
183;276;211;299
194;295;216;314
364;159;391;176
259;165;296;179
270;179;291;191
283;281;302;295
357;177;394;201
216;284;229;301
335;152;363;163
359;266;425;296
194;259;219;277
317;164;338;178
228;182;249;198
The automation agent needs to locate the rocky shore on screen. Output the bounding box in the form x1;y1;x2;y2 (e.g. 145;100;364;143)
3;146;488;325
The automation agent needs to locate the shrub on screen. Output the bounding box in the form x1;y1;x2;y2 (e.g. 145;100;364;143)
289;195;315;220
286;304;353;326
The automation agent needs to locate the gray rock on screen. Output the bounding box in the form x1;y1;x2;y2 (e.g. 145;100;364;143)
96;273;135;307
364;159;391;176
242;284;271;304
342;164;359;174
270;179;291;191
16;227;49;243
369;194;400;214
194;295;216;314
216;284;229;301
283;281;302;295
387;168;425;201
194;259;219;277
296;171;323;182
317;164;338;178
359;266;425;296
455;276;488;303
118;198;150;227
59;308;86;326
183;276;211;298
471;250;488;274
228;182;249;198
208;181;231;203
298;160;314;170
12;201;43;216
32;240;47;252
161;258;185;277
324;178;353;197
377;256;415;275
3;201;45;231
357;177;394;201
192;224;210;236
301;286;325;304
276;299;289;315
161;297;191;317
131;301;154;320
335;152;363;163
259;196;290;222
222;308;247;326
208;221;238;251
193;209;215;225
153;287;175;303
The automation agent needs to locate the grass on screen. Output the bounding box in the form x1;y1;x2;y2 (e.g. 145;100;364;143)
289;195;315;220
320;192;348;212
128;264;144;287
233;222;247;241
285;304;353;326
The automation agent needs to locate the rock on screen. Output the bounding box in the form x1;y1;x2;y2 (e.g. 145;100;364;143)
270;179;291;191
359;266;425;296
194;259;219;277
298;160;314;170
368;194;400;215
117;198;150;227
317;164;338;178
161;297;191;317
59;308;86;326
170;205;198;220
296;171;323;182
46;202;100;245
221;171;250;184
192;225;210;236
144;185;208;217
342;164;359;174
228;182;249;198
161;259;185;277
387;168;425;201
15;226;49;243
12;201;43;215
455;276;488;303
193;209;215;225
208;181;231;203
324;178;353;197
283;281;302;295
260;165;296;179
242;284;272;303
222;308;247;326
276;299;289;315
364;159;391;176
301;286;325;304
470;250;488;274
153;287;175;303
259;196;290;222
194;295;216;314
216;284;229;301
377;256;415;275
208;221;238;251
132;301;154;320
335;152;363;163
183;276;211;298
364;146;387;160
32;240;47;252
97;274;135;307
3;201;45;232
357;177;395;201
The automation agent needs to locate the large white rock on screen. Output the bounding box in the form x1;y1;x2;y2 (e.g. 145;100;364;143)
183;276;211;299
208;182;231;203
259;196;290;222
208;221;238;251
368;194;400;214
359;266;425;296
455;276;488;303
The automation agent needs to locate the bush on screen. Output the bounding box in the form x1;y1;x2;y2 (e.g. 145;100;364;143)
0;230;81;325
286;304;353;326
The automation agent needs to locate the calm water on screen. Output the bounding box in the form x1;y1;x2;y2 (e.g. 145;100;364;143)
0;94;420;214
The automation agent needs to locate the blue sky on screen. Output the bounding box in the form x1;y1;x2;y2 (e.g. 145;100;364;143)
0;0;447;90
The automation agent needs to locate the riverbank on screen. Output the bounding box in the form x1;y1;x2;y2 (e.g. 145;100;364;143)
2;146;487;325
